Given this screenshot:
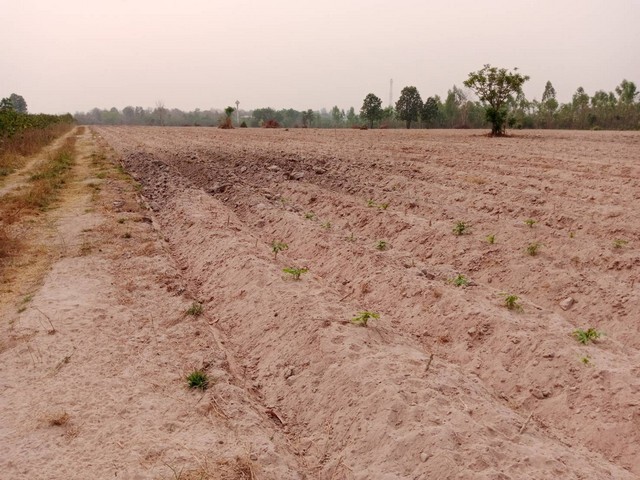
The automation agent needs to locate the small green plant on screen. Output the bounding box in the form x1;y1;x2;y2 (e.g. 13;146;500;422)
283;266;308;280
486;234;495;244
526;242;541;256
376;240;388;251
321;221;332;229
503;294;522;311
580;355;591;366
366;199;376;207
304;212;315;220
524;219;536;228
351;311;380;327
186;370;209;390
379;202;389;210
186;302;203;316
613;239;628;249
453;221;470;236
450;274;469;287
573;328;601;345
271;240;288;259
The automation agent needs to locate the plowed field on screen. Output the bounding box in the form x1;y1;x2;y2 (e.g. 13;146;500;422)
94;127;640;479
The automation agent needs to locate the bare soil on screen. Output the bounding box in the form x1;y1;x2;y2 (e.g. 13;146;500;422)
2;126;639;479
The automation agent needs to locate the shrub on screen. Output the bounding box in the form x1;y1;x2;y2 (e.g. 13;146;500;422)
573;328;601;345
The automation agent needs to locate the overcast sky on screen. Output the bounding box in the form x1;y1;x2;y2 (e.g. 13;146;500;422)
2;0;639;114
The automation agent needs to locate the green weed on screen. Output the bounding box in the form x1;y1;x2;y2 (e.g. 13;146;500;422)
186;302;203;317
453;221;470;236
283;266;308;280
271;240;288;259
351;311;380;327
503;294;522;311
376;240;388;251
186;370;209;390
573;328;601;345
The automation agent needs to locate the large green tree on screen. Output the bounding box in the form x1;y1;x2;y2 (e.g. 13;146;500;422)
463;65;529;135
360;93;383;128
421;96;440;127
9;93;27;113
395;86;423;129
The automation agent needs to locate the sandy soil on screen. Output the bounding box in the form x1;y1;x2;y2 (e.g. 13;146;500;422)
2;126;639;479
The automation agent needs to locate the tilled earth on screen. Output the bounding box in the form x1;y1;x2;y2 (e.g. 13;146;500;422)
95;126;640;479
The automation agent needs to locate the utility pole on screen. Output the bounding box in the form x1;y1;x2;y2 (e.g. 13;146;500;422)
235;100;240;125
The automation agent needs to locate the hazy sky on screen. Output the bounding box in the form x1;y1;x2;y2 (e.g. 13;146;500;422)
2;0;639;114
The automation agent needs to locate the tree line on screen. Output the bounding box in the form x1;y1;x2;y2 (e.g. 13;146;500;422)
72;74;639;131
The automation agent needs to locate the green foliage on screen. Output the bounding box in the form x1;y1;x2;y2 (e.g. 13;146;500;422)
573;328;601;345
486;234;496;244
282;266;308;280
378;202;389;210
503;294;522;311
186;302;203;316
271;240;288;258
421;97;440;126
450;274;469;287
351;311;380;327
224;106;235;118
463;64;530;135
580;355;591;366
395;86;423;129
304;212;315;220
524;219;537;227
376;240;388;251
360;93;383;128
321;221;332;229
366;199;376;207
526;242;541;256
186;370;209;390
0;109;74;139
453;221;470;236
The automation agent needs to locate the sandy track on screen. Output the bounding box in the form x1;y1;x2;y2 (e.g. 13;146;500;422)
91;126;639;478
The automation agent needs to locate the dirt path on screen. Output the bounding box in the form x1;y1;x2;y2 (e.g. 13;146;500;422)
0;130;76;198
0;128;304;479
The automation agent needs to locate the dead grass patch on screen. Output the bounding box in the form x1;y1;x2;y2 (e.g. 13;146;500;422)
163;457;255;480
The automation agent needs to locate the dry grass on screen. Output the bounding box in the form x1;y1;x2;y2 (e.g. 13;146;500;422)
0;132;77;274
164;457;255;480
0;123;73;177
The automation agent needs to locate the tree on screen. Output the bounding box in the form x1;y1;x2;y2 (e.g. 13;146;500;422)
395;86;423;129
463;64;529;135
360;93;383;128
615;79;638;104
9;94;27;113
331;105;344;126
346;106;357;126
302;109;314;127
421;97;440;127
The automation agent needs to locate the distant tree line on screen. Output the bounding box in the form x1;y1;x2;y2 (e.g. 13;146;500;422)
74;77;639;131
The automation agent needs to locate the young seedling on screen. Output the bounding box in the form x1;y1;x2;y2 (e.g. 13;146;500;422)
486;234;496;244
321;221;332;229
378;202;390;210
613;239;628;249
524;219;537;228
450;274;469;287
282;267;308;280
453;221;470;236
186;302;203;316
186;370;209;390
573;328;601;345
526;242;541;256
351;311;380;327
271;240;288;259
304;212;315;220
376;240;388;251
366;199;376;207
503;294;522;311
580;355;592;366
